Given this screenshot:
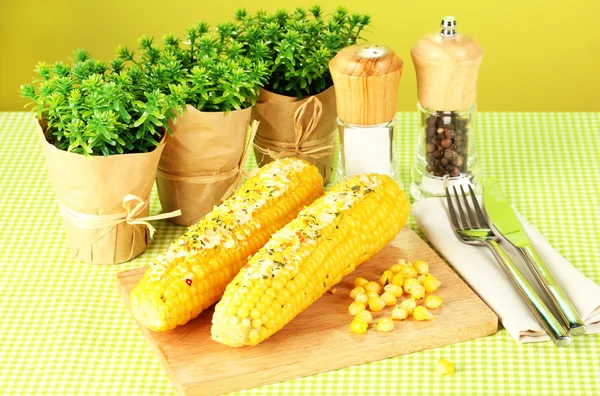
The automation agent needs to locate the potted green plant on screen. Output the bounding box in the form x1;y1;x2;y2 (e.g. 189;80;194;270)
234;6;371;183
118;24;269;226
20;49;187;264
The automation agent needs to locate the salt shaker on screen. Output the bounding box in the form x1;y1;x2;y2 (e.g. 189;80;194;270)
410;16;484;199
329;44;404;186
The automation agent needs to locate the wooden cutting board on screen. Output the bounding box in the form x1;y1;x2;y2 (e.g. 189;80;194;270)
117;227;497;395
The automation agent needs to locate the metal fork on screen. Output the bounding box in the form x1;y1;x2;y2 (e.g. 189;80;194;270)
446;185;571;347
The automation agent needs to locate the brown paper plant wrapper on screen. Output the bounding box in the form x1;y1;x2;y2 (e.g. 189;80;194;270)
37;118;181;265
156;105;258;226
252;86;337;184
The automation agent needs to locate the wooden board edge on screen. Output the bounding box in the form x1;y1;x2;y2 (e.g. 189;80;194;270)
184;316;498;396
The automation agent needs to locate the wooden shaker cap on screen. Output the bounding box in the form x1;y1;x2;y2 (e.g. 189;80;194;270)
329;44;403;125
411;27;484;111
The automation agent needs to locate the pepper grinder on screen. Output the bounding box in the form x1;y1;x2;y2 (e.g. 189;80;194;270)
410;16;484;200
329;44;404;186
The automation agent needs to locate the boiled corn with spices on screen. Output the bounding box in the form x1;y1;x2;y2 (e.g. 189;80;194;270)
130;158;323;332
211;174;411;346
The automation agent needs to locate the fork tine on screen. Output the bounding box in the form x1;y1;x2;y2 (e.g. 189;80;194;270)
445;188;461;230
453;186;471;229
460;185;478;228
468;184;489;228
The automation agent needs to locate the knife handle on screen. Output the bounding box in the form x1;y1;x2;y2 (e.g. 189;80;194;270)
518;245;586;336
485;240;572;347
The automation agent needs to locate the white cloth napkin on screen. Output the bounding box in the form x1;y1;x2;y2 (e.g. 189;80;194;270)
412;197;600;343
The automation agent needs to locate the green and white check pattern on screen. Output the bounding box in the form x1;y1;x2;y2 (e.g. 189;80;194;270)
0;112;598;395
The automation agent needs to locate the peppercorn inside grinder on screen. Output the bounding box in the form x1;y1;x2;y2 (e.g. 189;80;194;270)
410;16;484;200
329;44;404;187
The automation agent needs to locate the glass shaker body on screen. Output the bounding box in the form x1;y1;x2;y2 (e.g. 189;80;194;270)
410;103;480;199
335;117;404;189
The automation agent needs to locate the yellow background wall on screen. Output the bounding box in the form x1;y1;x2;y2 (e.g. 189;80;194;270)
1;0;598;111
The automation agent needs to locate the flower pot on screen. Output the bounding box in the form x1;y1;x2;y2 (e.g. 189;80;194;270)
156;105;252;226
37;119;166;265
252;86;337;184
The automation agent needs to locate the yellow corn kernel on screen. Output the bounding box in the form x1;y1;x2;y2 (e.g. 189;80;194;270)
376;318;395;332
350;286;366;299
211;173;411;347
368;297;386;312
355;292;368;305
384;284;403;298
399;266;419;279
436;359;455;375
365;281;381;294
399;298;417;314
413;260;429;275
391;306;409;320
423;274;442;293
381;291;397;306
355;310;373;325
349;301;366;316
403;278;421;294
391;273;405;287
130;158;324;333
425;295;443;309
380;270;394;286
354;277;369;289
350;319;368;334
409;284;425;300
390;260;407;274
414;306;434;321
418;274;427;283
366;291;380;300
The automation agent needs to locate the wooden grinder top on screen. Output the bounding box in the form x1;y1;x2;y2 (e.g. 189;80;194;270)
411;17;484;111
329;44;403;126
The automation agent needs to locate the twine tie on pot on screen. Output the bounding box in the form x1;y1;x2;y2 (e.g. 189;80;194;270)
59;195;182;239
253;96;335;159
156;120;260;201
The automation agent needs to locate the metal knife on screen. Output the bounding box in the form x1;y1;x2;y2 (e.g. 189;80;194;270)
483;178;586;336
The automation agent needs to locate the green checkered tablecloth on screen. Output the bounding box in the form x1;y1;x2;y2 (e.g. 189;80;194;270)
0;111;599;395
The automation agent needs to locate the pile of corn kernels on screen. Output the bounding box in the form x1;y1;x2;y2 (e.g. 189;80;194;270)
348;259;443;334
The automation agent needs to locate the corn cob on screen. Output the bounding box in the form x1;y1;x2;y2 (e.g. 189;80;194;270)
211;174;410;347
130;158;323;332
